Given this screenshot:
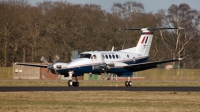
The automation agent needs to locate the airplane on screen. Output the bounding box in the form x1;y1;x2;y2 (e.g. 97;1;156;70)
15;27;184;87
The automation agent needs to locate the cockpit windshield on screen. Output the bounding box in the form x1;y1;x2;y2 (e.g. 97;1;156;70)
78;53;91;59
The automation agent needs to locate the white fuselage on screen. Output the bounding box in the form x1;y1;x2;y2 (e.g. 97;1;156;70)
56;51;149;76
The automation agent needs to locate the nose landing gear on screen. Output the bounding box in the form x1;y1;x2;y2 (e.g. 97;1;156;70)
67;71;79;87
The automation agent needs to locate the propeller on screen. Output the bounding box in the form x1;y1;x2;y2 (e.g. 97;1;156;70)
41;55;60;79
40;56;49;65
100;61;114;80
55;70;61;82
104;73;111;80
100;54;113;80
42;69;50;79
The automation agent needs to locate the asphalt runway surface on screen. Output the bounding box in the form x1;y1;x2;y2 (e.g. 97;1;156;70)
1;86;200;92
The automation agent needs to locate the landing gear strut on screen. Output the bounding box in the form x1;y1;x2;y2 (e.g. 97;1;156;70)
67;71;79;87
125;77;132;87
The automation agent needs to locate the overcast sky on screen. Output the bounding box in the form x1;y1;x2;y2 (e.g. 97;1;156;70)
29;0;200;13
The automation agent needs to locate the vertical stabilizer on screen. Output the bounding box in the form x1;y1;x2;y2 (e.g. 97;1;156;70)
121;27;182;55
135;28;153;55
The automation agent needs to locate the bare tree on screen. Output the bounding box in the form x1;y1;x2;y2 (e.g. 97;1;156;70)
155;3;200;68
0;0;200;69
111;1;144;20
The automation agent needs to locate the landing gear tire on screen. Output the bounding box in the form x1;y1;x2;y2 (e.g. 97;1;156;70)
128;81;132;87
125;81;132;87
68;80;79;87
73;82;79;87
76;82;79;87
67;75;79;87
68;80;73;87
125;81;129;87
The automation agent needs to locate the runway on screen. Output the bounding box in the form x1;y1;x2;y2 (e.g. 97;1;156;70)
0;86;200;92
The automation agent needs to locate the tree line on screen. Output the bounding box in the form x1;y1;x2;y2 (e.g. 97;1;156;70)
0;0;200;68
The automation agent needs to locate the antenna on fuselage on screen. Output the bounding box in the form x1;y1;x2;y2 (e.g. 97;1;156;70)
111;46;114;51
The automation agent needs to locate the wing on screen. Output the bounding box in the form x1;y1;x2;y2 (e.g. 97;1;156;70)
123;58;183;71
15;62;48;68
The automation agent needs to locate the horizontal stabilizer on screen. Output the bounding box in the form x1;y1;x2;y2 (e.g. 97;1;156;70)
124;27;184;31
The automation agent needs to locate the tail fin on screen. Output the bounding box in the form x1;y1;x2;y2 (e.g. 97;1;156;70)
121;27;183;55
135;28;153;55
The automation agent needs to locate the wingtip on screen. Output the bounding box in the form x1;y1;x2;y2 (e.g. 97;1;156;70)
15;62;18;65
178;27;184;29
178;58;183;61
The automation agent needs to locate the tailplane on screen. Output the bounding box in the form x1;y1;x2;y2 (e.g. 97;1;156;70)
121;27;183;55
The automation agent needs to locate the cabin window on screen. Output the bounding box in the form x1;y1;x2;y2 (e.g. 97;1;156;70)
105;55;108;59
109;55;112;59
79;53;91;59
112;55;115;59
116;54;118;59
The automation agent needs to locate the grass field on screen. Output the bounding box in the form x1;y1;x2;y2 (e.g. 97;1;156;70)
1;68;200;111
0;91;200;112
1;80;200;111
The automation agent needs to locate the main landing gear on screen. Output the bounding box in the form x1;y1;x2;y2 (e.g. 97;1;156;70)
67;71;79;87
125;77;132;87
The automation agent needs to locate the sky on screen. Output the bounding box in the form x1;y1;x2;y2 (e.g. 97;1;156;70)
29;0;200;13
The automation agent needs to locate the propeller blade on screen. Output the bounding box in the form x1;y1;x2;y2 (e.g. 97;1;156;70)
54;70;59;75
42;69;49;79
40;56;49;65
55;74;61;82
55;70;61;82
53;55;60;63
104;72;111;80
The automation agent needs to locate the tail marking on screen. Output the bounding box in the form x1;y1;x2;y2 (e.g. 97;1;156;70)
141;36;149;44
145;37;148;44
141;37;146;44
